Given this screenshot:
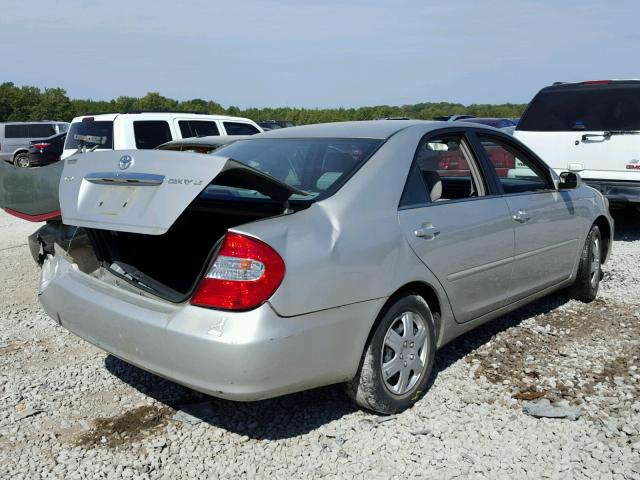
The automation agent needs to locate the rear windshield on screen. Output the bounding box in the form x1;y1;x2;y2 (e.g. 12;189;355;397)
204;138;383;201
518;85;640;131
64;121;114;150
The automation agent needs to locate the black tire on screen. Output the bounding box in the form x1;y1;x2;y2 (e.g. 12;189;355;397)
566;225;602;303
346;293;436;414
14;152;30;168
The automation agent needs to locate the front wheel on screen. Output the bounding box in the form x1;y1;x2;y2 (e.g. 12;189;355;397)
566;225;602;303
347;293;436;414
14;153;30;168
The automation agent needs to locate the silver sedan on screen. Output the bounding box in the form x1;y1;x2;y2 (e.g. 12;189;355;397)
30;120;612;414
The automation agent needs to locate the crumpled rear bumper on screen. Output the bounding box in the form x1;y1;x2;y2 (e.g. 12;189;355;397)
38;250;383;401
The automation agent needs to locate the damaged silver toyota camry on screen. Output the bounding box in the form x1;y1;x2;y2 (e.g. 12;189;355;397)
23;120;613;413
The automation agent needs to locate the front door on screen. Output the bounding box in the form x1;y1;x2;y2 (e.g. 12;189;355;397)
475;133;587;301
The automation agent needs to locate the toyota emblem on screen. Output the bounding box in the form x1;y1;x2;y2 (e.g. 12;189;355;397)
119;155;134;170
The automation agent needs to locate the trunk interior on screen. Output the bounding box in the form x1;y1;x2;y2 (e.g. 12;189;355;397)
88;198;286;302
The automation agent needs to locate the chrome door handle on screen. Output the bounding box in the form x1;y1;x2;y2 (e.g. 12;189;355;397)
414;222;440;240
512;210;531;223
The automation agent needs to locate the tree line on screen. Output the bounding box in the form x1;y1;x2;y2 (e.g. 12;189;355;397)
0;82;528;125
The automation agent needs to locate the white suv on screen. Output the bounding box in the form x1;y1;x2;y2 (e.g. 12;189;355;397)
62;112;262;160
514;80;640;210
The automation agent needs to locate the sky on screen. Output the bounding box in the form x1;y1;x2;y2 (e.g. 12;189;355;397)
1;0;638;108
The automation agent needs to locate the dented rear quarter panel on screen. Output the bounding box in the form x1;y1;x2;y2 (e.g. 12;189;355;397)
234;126;454;324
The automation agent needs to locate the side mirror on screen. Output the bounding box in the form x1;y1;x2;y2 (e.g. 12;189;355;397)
559;171;581;189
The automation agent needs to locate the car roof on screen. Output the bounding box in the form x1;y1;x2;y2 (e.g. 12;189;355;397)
256;120;450;140
69;112;257;123
542;79;640;92
1;120;67;124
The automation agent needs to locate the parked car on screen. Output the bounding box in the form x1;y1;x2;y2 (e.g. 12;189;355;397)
515;80;640;211
62;112;262;160
23;132;67;168
1;121;68;166
460;118;516;129
257;121;283;131
23;120;612;414
257;120;295;131
157;135;249;153
432;114;475;121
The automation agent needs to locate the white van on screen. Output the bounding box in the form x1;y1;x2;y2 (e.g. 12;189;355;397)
62;112;262;160
514;80;640;209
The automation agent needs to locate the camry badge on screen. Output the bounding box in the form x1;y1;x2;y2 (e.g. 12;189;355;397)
119;155;134;170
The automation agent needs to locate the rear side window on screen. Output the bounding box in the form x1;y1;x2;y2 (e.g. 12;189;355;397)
518;84;640;131
223;122;260;135
64;121;114;150
28;124;57;138
4;124;29;138
400;134;485;206
179;120;220;138
133;121;172;149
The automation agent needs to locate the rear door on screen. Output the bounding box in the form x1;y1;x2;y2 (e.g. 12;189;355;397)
59;149;306;235
515;82;640;181
474;132;585;300
397;130;515;324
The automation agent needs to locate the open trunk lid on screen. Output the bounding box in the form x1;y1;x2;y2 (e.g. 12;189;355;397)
60;149;306;235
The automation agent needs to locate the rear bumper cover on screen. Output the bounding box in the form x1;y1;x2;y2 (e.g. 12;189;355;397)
585;180;640;204
38;251;382;401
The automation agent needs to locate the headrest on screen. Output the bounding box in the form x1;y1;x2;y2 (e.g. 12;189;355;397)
422;170;442;202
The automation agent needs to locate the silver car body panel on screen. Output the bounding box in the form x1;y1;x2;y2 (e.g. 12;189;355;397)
37;120;614;401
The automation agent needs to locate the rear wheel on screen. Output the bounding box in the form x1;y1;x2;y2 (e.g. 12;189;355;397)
566;225;601;303
14;152;30;168
347;293;436;414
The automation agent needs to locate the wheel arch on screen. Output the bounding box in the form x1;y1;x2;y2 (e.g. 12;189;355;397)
593;215;611;262
12;149;29;159
367;281;443;350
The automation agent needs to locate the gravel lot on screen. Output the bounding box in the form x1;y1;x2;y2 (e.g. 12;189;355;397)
1;208;639;479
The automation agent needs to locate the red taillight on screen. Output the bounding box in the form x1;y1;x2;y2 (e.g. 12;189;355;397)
33;143;50;149
191;232;285;311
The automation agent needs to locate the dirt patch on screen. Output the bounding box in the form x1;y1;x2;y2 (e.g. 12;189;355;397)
75;405;173;448
467;298;640;416
0;340;27;355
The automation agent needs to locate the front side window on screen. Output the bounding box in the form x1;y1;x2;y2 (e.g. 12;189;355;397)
133;121;172;149
223;122;260;135
400;134;485;208
478;135;551;194
205;138;382;201
4;124;29;138
179;120;220;138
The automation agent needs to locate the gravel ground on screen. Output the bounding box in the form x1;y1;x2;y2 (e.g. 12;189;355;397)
1;208;639;479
